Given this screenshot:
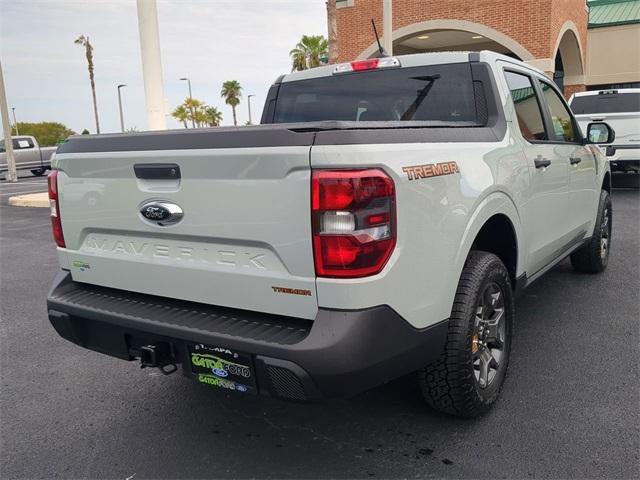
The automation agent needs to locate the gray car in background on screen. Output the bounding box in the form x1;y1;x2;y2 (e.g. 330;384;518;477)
0;135;57;178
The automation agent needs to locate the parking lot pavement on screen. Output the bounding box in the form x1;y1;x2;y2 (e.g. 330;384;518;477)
1;187;638;480
0;171;48;205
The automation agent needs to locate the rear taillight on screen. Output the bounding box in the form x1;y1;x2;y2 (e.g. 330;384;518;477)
48;170;65;247
312;169;396;278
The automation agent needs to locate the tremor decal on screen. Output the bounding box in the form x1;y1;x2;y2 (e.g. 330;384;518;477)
402;161;460;181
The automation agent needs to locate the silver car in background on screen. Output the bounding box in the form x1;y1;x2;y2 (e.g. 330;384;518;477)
0;135;57;178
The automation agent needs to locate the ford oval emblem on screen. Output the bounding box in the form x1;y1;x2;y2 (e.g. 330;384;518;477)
139;201;183;226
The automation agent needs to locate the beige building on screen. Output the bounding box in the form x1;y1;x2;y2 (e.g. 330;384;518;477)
586;0;640;89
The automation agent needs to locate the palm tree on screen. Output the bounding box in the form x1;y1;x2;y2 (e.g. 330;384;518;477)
289;35;329;71
193;109;208;128
172;105;189;128
74;35;100;134
221;80;242;126
204;106;223;127
183;97;202;128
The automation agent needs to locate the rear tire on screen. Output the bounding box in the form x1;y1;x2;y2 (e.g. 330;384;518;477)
570;190;612;274
418;251;514;418
31;168;45;176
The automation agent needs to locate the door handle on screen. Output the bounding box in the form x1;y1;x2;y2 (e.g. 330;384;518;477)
569;157;582;165
534;156;551;169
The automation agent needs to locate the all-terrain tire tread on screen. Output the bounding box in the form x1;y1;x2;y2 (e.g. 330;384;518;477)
571;190;611;274
418;251;513;418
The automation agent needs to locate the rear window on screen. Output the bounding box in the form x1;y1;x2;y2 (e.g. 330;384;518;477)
570;92;640;114
273;63;483;124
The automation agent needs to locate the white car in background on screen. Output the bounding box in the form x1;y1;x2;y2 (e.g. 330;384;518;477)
569;88;640;173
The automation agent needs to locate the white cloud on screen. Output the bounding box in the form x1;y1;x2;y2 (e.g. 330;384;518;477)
0;0;326;133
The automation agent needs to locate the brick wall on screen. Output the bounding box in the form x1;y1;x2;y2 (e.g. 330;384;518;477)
336;0;588;95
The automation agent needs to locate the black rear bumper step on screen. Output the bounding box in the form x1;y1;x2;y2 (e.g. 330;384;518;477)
47;271;448;401
47;271;311;346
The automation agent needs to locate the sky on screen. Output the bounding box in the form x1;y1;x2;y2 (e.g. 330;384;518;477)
0;0;327;133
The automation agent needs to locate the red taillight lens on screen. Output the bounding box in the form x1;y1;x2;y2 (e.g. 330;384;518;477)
312;169;396;278
48;170;65;247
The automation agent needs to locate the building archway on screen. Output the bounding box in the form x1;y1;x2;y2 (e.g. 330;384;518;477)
357;19;536;62
553;21;584;91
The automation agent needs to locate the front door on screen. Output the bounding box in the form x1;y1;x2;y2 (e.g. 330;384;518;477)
538;80;598;240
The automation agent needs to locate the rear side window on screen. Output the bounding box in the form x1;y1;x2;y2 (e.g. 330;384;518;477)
273;63;482;124
570;92;640;114
0;138;34;150
540;82;578;143
504;71;547;141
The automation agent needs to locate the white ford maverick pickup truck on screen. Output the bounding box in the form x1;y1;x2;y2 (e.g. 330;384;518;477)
47;52;614;417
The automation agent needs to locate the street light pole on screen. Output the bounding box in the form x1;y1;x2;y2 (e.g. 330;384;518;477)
11;107;18;135
180;77;195;128
247;94;255;125
117;84;127;132
136;0;167;130
0;59;17;182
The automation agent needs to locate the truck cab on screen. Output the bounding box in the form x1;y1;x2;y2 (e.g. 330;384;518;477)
0;135;56;177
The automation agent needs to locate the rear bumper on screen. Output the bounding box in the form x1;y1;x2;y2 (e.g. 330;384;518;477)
47;271;448;401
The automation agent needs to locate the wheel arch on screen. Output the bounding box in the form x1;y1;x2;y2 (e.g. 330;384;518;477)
602;171;611;193
454;192;525;286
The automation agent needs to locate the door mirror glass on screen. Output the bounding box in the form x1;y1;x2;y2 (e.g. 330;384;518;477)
586;122;615;144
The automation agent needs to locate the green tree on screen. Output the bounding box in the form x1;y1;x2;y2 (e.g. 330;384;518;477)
289;35;328;71
81;129;90;135
193;109;208;128
14;122;75;146
74;35;100;134
204;106;223;127
221;80;242;126
172;105;190;128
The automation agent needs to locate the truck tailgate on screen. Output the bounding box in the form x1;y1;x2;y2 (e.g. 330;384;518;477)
54;128;318;319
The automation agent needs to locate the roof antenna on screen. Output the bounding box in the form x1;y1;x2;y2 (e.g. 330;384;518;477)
371;19;389;57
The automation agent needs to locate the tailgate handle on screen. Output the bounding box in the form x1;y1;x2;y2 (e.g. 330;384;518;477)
134;163;181;180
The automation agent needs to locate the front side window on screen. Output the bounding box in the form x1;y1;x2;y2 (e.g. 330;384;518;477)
540;81;578;142
504;71;547;141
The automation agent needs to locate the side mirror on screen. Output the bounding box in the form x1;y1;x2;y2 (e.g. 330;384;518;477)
586;122;615;145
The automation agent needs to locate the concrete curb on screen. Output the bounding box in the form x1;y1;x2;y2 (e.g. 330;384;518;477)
8;192;49;208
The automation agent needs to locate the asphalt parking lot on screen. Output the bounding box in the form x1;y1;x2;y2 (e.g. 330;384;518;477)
1;175;638;479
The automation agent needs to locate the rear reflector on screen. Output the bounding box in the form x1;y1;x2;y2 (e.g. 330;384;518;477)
333;57;401;74
48;170;65;248
312;169;396;278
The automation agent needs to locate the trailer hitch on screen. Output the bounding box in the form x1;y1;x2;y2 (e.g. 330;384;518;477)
139;343;178;375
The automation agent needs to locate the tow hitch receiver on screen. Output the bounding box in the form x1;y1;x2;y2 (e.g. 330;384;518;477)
139;343;177;374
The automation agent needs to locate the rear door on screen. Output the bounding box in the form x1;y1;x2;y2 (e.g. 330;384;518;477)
54;129;318;319
502;69;570;275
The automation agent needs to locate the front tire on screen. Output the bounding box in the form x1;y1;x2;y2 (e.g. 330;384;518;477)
570;190;612;274
31;168;45;176
418;251;514;418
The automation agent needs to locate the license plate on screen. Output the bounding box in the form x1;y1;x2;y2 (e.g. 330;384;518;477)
188;343;256;394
